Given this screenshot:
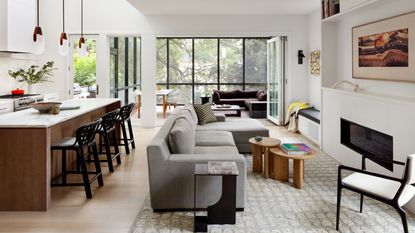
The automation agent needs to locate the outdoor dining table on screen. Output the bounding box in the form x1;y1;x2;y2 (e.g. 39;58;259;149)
134;89;173;118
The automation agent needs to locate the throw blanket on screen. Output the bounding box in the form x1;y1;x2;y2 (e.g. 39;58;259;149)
285;102;312;132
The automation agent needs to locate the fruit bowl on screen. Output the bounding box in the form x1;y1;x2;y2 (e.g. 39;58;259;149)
31;102;62;114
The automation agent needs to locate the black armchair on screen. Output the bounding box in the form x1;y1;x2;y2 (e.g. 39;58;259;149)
336;154;415;233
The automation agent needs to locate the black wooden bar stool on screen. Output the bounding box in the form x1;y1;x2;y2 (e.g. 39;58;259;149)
51;119;104;199
118;103;135;154
96;109;121;172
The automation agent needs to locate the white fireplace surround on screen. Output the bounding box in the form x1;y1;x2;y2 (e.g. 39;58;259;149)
322;87;415;210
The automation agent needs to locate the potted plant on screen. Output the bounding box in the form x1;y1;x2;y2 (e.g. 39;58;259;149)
8;61;56;94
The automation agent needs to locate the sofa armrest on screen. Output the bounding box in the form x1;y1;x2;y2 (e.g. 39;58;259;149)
212;91;220;104
214;113;226;122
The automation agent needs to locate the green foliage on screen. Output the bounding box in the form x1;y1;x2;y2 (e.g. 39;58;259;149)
74;39;96;86
8;61;56;84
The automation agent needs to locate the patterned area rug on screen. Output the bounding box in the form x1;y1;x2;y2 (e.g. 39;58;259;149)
129;152;415;233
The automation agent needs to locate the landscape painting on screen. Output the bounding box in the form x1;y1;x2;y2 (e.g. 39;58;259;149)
352;11;415;82
358;28;408;67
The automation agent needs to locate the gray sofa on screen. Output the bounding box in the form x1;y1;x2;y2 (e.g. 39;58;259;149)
147;105;269;210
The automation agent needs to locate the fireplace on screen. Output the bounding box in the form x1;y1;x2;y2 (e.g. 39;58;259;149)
340;118;393;171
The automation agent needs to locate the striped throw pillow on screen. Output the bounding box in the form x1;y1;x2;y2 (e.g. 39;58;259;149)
193;103;217;125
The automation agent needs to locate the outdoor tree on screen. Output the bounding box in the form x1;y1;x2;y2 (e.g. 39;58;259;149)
74;39;96;87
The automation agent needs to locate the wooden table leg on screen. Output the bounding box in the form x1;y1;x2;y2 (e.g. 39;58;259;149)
273;155;289;181
293;159;304;189
137;95;141;118
252;144;262;173
162;95;166;118
264;147;270;178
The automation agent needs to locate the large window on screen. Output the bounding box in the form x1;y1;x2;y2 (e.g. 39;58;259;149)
110;37;141;105
157;37;269;104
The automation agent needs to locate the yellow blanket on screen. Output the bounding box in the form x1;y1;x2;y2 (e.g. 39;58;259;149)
285;102;312;132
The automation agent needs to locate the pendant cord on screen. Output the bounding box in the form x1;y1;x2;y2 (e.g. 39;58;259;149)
81;0;83;37
62;0;65;32
37;0;40;26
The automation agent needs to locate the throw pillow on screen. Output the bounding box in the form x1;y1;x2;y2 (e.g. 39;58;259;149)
193;103;217;125
169;116;195;154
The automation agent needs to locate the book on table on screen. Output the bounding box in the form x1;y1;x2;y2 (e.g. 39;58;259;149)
281;143;312;155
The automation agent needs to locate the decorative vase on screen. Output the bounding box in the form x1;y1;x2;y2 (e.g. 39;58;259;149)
28;84;37;94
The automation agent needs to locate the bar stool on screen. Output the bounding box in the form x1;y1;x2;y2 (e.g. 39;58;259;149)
51;119;104;199
118;103;135;154
97;109;121;172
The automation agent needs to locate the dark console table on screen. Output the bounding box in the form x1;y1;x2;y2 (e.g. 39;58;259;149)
194;162;239;232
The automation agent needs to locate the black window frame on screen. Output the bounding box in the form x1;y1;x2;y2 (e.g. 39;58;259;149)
157;37;270;104
110;37;142;104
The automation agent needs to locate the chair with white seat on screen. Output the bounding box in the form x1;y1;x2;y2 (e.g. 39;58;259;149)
336;154;415;233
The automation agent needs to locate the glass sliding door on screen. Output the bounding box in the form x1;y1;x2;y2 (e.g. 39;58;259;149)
109;37;141;105
267;37;286;125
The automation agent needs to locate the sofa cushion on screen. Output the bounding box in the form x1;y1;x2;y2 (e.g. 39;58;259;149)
196;119;269;148
215;90;239;99
183;104;198;126
219;99;246;107
194;103;217;125
195;131;236;147
194;146;239;155
238;90;258;98
169;116;195;154
178;108;196;131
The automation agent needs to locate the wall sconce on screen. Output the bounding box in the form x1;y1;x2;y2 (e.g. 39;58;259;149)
298;50;305;64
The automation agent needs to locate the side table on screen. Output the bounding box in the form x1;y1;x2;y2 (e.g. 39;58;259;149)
200;96;211;104
248;137;281;178
194;162;239;232
269;146;317;189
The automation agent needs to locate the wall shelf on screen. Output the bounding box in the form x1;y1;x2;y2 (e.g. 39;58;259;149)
322;87;415;106
322;0;388;23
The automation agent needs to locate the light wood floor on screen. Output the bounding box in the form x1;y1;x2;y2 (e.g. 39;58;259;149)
0;109;305;233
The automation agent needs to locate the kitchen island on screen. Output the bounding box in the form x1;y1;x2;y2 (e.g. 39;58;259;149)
0;98;120;211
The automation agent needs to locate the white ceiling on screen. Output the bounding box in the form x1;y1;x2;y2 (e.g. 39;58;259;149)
127;0;320;15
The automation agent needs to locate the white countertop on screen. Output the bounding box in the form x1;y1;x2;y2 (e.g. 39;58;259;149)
0;98;120;128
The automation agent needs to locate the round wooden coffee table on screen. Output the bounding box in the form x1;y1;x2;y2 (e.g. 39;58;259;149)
269;146;317;189
248;137;281;178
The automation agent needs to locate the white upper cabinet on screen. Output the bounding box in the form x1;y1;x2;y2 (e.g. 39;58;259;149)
0;0;36;53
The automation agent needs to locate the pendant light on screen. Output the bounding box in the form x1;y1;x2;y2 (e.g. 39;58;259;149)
59;0;69;56
33;0;45;55
78;0;87;57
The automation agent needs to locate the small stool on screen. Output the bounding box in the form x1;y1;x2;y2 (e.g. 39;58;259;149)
97;109;121;173
51;119;104;199
118;103;136;155
248;137;281;178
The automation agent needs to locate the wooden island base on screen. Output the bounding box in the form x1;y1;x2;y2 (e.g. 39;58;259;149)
0;99;120;211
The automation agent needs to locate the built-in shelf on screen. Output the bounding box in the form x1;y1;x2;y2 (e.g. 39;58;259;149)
322;0;388;23
322;87;415;106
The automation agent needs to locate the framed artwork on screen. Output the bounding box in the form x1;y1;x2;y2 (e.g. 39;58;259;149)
310;50;320;76
352;11;415;82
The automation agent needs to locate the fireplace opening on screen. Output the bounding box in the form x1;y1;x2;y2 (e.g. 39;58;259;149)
340;118;393;171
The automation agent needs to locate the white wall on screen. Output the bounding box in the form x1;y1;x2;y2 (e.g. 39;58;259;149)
321;0;415;211
334;0;415;99
307;10;321;110
0;54;37;95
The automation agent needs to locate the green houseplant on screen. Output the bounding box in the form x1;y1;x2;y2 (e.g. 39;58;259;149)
8;61;56;94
